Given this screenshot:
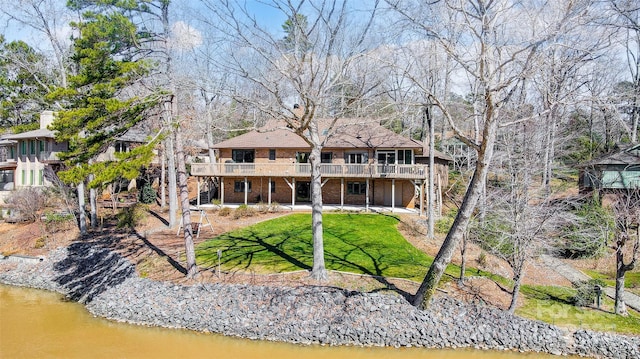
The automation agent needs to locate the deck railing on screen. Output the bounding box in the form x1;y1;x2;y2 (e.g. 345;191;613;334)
190;162;427;179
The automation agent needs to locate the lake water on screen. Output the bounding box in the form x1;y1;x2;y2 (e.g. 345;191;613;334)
0;284;555;358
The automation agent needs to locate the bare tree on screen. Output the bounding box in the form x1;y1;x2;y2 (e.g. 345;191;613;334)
472;121;560;313
609;189;640;315
198;0;381;280
389;0;590;309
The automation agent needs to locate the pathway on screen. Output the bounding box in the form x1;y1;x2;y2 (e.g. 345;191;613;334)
540;254;640;312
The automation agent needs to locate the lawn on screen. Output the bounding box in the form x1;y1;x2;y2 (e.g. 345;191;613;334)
517;285;640;335
197;213;436;280
195;212;640;334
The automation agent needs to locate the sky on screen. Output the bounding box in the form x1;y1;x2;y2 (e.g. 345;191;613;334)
1;1;288;52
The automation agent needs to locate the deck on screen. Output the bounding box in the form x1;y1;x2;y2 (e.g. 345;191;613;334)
190;163;428;180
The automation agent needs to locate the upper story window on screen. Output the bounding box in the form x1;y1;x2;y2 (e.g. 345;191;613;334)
321;152;333;163
345;152;368;164
115;141;130;153
232;149;255;163
269;149;276;161
397;149;413;164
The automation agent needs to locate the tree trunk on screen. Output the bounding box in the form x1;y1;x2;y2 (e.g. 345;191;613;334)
165;134;178;228
459;232;467;284
160;145;166;208
615;263;627;316
427;105;435;240
509;270;524;314
89;174;97;229
77;181;86;235
175;125;197;279
413;105;499;309
309;144;327;280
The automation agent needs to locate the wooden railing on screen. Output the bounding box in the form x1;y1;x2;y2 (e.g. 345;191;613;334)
190;162;427;179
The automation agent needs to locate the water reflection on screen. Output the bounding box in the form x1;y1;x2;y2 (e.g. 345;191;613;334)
0;285;554;359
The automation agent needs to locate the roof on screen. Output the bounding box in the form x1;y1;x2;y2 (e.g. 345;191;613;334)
213;118;422;150
2;128;56;140
581;144;640;168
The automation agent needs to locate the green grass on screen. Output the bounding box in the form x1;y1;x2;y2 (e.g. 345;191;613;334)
583;269;640;293
196;212;640;334
197;213;443;280
517;285;640;335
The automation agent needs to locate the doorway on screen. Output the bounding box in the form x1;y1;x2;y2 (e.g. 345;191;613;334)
296;181;311;202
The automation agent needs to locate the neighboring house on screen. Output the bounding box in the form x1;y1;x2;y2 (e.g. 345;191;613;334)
0;111;158;204
0;111;67;200
579;144;640;191
191;119;452;212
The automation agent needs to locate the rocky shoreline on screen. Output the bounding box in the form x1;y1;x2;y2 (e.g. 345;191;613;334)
1;243;638;358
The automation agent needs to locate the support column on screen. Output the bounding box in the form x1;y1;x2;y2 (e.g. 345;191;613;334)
340;178;344;210
365;178;370;212
292;178;296;208
268;177;272;205
244;177;248;205
420;181;425;217
220;178;224;205
391;179;396;213
197;178;201;207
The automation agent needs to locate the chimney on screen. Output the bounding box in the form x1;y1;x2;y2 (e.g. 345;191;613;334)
40;111;55;130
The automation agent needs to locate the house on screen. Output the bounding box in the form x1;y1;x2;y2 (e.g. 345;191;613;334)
579;144;640;191
190;119;452;212
0;111;67;201
0;110;158;204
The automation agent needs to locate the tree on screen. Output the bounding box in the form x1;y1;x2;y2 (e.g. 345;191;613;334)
609;189;640;315
199;0;381;280
388;0;594;309
472;121;560;313
50;2;161;235
0;37;54;126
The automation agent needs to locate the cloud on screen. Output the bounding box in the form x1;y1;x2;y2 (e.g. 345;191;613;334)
171;21;202;50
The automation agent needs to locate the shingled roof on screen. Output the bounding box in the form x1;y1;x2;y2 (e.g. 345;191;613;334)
213;119;422;150
581;144;640;167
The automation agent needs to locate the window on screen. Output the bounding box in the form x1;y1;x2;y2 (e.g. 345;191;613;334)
397;149;412;164
232;149;255;163
30;170;35;185
347;182;366;195
115;142;129;153
21;170;26;185
296;152;310;163
234;180;252;192
30;140;36;155
269;149;276;161
270;181;276;193
321;152;333;163
39;169;44;185
20;141;27;155
345;152;367;164
39;140;45;152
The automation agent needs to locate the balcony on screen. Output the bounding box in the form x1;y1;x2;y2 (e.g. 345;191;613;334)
38;151;61;162
190;162;427;180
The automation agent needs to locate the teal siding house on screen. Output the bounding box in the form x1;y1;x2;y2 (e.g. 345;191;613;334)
579;144;640;191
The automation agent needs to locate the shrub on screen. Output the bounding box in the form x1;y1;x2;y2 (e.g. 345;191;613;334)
43;211;75;233
256;202;270;214
6;188;46;222
555;198;613;258
233;204;255;219
435;208;457;234
269;201;281;212
573;279;607;307
117;203;148;228
218;207;231;216
139;183;157;204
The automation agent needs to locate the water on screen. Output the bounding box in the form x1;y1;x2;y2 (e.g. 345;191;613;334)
0;284;554;359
